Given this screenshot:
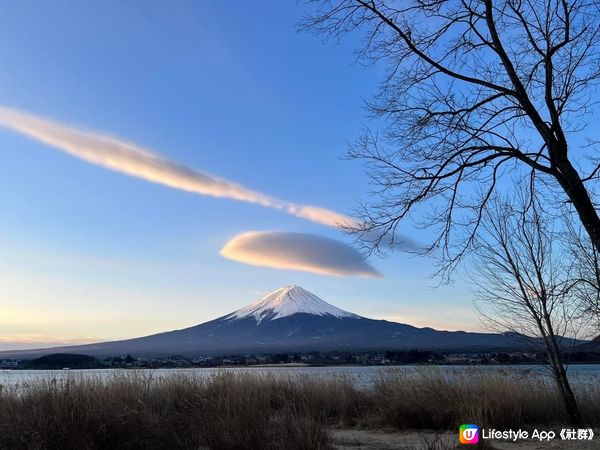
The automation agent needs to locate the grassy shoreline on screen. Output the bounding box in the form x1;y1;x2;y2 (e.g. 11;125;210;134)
1;368;599;449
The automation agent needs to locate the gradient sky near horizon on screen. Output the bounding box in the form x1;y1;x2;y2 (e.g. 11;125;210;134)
0;1;481;350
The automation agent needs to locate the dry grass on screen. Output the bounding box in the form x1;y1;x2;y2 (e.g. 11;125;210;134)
0;368;599;449
0;372;333;450
364;368;600;430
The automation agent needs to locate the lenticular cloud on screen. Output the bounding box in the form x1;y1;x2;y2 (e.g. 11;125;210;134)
0;106;356;229
220;231;382;278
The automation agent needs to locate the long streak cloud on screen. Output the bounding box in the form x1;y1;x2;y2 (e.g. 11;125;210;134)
0;107;355;229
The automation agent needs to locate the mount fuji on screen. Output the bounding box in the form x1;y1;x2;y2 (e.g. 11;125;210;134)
2;286;534;358
226;285;360;323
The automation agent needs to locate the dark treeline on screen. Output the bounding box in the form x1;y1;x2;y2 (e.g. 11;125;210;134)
5;349;600;370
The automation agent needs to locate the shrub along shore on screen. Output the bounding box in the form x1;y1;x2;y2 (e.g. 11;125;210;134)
0;368;599;449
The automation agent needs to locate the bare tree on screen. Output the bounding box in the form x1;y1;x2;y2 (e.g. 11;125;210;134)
302;1;600;276
564;211;600;328
472;195;584;424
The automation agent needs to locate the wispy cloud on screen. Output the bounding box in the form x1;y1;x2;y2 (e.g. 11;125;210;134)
220;231;382;278
0;335;101;351
0;106;356;229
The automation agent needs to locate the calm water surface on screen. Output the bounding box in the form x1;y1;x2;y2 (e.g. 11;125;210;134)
2;364;599;389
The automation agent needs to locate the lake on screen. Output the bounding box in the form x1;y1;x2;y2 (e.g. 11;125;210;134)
2;364;600;389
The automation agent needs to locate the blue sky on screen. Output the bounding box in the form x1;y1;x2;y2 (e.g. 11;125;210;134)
0;1;478;350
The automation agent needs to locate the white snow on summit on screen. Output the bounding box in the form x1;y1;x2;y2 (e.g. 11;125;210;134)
228;285;360;324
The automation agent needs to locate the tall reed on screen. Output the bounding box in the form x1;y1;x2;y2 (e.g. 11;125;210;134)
1;368;598;449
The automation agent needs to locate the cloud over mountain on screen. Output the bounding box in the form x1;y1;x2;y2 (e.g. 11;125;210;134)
220;231;382;278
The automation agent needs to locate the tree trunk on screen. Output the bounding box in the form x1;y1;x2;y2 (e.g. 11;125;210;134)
554;157;600;254
545;335;582;425
555;368;582;426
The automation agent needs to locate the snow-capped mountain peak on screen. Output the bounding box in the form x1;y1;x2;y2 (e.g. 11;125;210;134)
227;285;360;324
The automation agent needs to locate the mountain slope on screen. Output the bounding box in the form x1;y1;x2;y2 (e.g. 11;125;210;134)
0;286;558;358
